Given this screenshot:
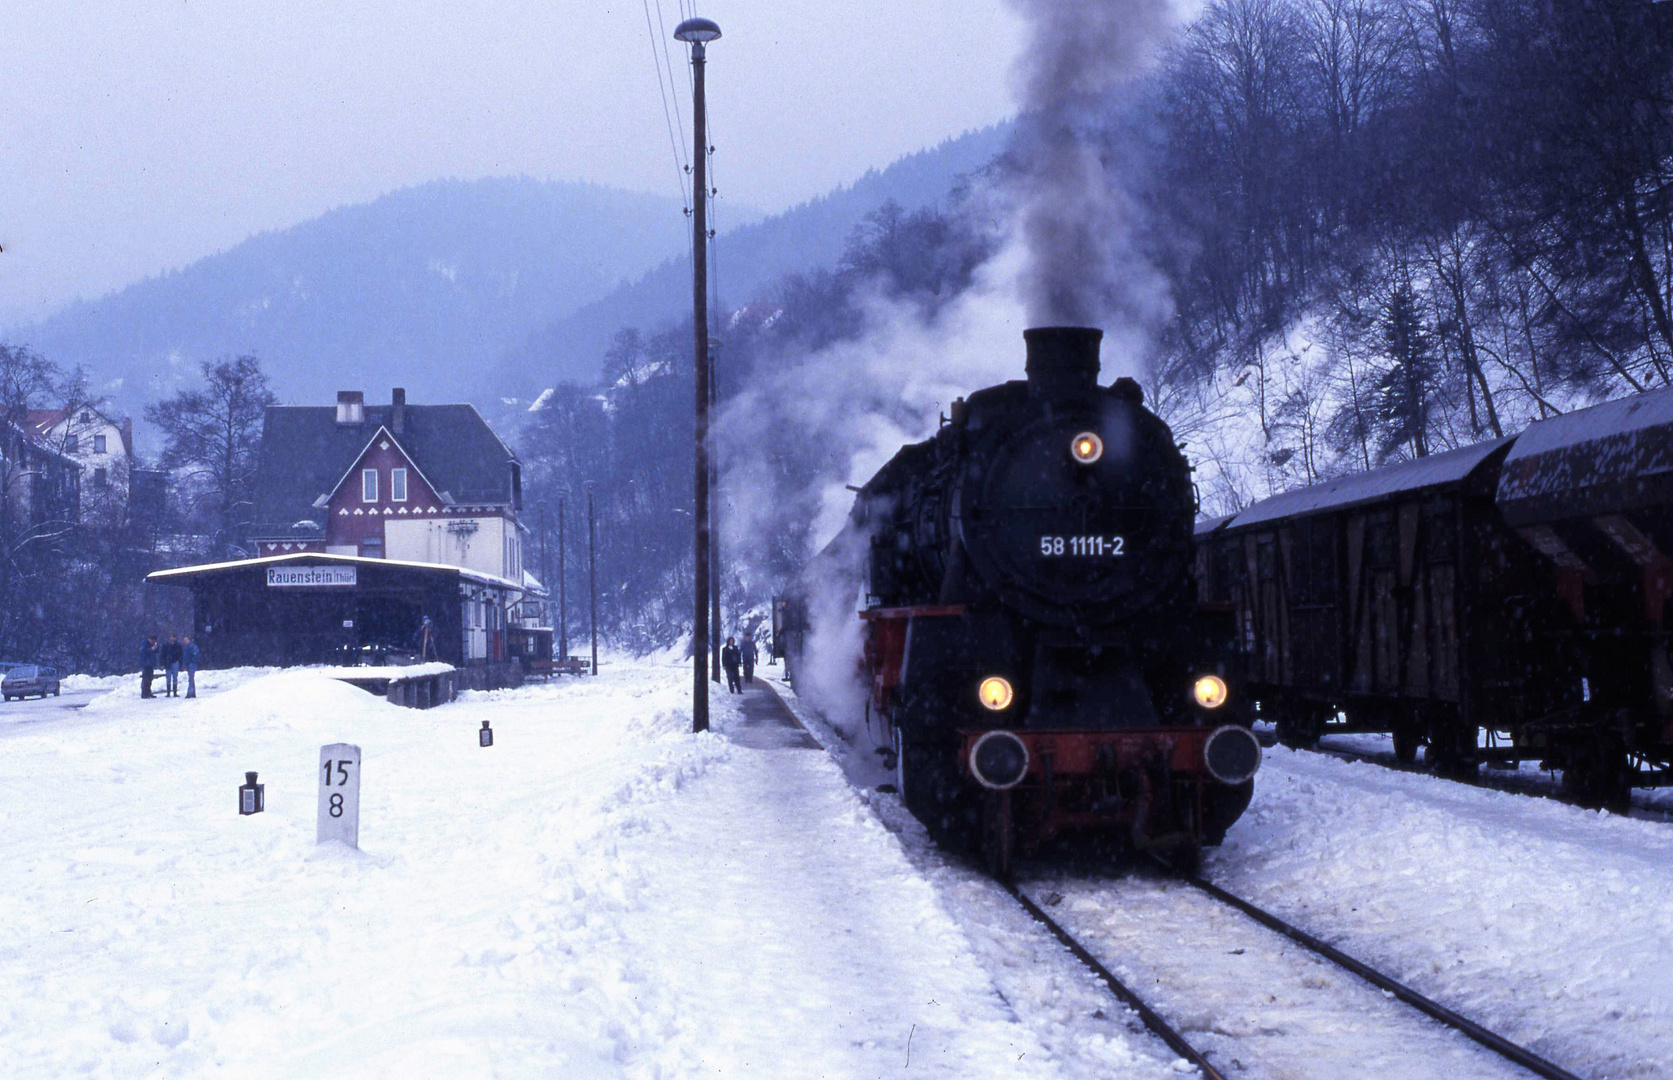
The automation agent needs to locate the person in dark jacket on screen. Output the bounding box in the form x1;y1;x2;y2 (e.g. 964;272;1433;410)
139;635;159;699
741;635;758;684
182;636;200;699
160;634;184;697
721;637;742;694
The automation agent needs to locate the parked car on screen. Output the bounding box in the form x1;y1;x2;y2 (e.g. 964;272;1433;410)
2;665;61;701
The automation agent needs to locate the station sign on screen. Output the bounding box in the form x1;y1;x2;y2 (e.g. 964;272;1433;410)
268;566;357;588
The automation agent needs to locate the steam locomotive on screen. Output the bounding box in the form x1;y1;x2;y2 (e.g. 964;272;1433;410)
787;327;1260;874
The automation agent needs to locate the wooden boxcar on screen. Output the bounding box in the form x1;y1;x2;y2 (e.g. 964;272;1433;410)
1197;440;1578;774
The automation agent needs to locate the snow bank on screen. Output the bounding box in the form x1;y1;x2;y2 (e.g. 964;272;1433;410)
0;660;1092;1079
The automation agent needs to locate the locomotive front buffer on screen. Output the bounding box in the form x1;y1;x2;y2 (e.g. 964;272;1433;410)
957;720;1262;869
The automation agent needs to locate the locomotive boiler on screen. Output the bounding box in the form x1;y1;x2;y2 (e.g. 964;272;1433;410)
811;327;1260;874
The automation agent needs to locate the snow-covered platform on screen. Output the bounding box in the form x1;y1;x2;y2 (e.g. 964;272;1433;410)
0;661;1071;1078
723;676;822;750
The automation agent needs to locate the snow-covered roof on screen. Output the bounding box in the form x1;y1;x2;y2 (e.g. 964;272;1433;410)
146;551;524;592
1194;513;1234;537
1226;438;1513;530
1497;388;1673;524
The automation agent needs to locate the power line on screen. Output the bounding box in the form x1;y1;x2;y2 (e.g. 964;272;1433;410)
653;0;691;184
640;0;689;206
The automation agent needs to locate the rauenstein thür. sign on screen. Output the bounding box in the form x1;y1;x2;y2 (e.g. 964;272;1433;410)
266;566;358;588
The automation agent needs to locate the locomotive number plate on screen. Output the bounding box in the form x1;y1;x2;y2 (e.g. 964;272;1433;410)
1039;535;1126;557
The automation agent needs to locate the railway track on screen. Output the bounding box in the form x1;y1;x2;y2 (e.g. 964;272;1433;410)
1006;874;1586;1080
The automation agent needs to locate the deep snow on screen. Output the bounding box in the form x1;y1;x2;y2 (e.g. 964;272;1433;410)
0;660;1099;1079
4;658;1669;1079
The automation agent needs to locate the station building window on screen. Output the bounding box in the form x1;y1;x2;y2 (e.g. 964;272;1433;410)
93;434;107;454
392;468;407;502
362;468;378;502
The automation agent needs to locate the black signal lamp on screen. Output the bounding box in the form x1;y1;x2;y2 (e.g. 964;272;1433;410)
239;771;265;815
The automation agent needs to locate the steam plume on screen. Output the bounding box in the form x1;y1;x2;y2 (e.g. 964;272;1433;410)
1006;0;1176;333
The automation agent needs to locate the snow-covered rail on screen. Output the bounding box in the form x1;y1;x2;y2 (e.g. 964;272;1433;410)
1010;874;1586;1080
1005;881;1229;1080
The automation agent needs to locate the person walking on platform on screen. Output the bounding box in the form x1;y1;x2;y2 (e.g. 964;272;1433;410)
721;637;742;694
160;634;183;697
741;634;758;684
182;636;200;699
139;635;159;699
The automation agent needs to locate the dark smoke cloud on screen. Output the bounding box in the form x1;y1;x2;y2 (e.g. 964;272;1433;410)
1006;0;1175;332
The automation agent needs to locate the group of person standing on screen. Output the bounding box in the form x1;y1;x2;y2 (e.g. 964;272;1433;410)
720;634;759;694
139;633;200;699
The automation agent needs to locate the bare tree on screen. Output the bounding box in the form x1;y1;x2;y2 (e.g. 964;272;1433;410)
144;355;275;559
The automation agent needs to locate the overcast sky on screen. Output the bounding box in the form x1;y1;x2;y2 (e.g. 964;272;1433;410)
0;0;1027;327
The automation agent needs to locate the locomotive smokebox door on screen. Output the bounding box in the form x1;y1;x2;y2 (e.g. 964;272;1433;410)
480;720;493;747
238;771;264;815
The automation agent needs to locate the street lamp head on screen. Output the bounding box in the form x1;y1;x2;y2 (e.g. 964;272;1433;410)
674;17;722;43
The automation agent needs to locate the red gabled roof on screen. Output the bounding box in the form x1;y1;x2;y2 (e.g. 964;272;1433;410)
26;409;66;437
323;425;447;507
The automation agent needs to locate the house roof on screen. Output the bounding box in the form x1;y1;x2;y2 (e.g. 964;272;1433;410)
26;407;134;456
251;402;518;537
1224;437;1514;530
2;417;81;467
321;425;446;509
146;550;524;592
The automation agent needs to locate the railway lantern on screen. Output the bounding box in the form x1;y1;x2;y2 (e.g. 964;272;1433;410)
238;771;265;815
1192;674;1229;709
1070;431;1104;464
970;730;1030;790
978;676;1014;711
479;721;493;748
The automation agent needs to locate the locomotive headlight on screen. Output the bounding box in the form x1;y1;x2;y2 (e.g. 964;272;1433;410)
978;676;1014;711
1193;674;1229;709
1070;431;1104;464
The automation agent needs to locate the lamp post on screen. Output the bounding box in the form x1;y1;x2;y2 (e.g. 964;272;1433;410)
586;483;598;676
537;500;550;648
710;339;721;684
557;493;568;662
676;15;721;733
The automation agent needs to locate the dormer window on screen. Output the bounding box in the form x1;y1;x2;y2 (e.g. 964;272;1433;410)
362;469;378;502
391;468;407;502
336;391;365;424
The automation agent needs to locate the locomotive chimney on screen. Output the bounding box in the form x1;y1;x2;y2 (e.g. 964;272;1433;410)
1024;326;1102;400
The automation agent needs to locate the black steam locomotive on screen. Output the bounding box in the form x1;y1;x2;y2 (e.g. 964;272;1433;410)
791;327;1260;874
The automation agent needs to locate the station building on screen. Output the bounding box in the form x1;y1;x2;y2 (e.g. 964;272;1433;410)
147;389;549;684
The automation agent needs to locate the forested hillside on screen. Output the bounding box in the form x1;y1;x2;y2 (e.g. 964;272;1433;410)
11;179;697;414
517;0;1673;648
489;124;1012;403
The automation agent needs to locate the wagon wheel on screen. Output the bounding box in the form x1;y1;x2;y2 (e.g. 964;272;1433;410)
1392;720;1422;765
1276;705;1322;750
1562;732;1632;812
